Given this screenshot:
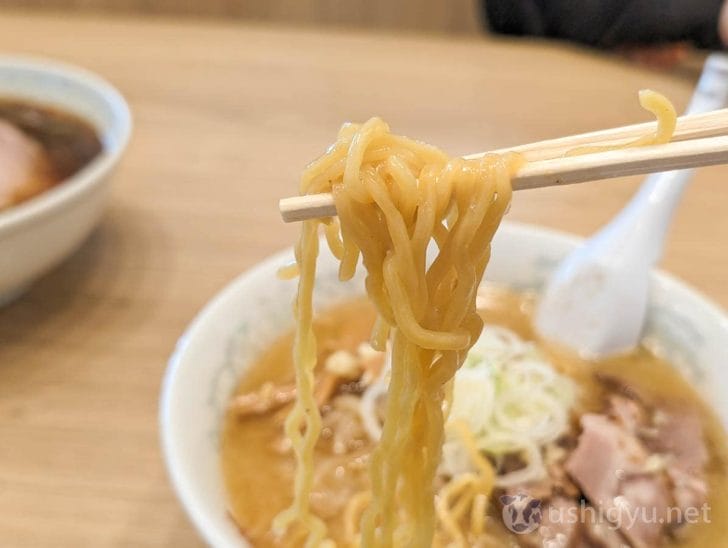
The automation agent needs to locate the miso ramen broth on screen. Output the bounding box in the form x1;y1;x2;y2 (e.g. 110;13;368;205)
221;287;728;547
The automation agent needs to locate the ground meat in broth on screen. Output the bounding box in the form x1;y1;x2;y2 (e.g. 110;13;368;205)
221;290;728;547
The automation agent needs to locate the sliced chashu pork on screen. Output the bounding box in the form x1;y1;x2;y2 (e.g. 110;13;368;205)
0;119;55;210
567;392;709;547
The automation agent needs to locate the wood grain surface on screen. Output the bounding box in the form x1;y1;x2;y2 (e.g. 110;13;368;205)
0;11;723;548
0;0;482;34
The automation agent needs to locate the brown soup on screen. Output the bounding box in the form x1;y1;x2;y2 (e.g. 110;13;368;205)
0;98;102;211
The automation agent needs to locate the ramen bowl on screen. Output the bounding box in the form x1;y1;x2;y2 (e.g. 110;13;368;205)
0;55;132;305
160;221;728;547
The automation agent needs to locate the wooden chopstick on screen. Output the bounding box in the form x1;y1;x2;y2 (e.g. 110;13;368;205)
513;135;728;189
481;108;728;162
279;109;728;223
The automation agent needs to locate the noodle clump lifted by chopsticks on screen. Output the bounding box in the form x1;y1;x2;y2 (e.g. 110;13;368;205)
274;117;520;547
275;89;677;547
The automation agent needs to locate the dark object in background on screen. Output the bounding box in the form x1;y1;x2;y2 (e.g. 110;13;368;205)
483;0;724;49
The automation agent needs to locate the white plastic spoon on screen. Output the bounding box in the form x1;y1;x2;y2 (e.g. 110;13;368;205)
535;54;728;358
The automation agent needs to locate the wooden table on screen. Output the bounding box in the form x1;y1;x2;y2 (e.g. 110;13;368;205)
0;11;724;548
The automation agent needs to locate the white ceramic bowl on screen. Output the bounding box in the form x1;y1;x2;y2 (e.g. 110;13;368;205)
0;55;132;304
160;221;728;547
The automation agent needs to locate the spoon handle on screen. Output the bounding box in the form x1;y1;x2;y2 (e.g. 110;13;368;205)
626;54;728;264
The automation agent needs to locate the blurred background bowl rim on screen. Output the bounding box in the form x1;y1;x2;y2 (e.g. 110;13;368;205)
0;54;132;234
159;220;728;547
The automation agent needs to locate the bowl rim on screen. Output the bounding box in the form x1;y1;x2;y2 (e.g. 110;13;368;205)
161;244;293;548
159;220;728;547
0;54;132;235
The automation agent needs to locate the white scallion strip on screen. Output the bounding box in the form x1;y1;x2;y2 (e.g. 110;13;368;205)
443;325;577;484
356;324;577;487
358;363;389;441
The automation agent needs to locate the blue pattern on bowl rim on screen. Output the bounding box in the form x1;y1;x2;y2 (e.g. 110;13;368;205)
202;227;719;447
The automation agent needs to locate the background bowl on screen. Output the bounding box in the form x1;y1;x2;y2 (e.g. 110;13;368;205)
0;55;132;304
160;221;728;547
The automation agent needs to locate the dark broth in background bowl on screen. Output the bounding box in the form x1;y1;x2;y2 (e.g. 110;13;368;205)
0;98;102;211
